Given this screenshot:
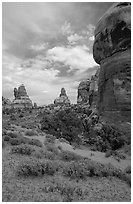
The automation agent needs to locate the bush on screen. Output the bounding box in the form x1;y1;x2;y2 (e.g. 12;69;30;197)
28;139;42;147
45;134;56;144
43;180;85;202
31;149;56;160
11;144;35;155
62;158;130;185
124;166;131;174
17;158;59;177
41;109;83;144
45;142;59;155
85;123;128;152
105;150;113;158
7;132;19;138
9;138;22;145
59;150;82;162
25;130;36;136
3;135;10;141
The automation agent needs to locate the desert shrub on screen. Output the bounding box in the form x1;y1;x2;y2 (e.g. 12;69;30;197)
43;150;56;160
105;150;113;158
31;148;56;160
45;134;56;144
3;135;10;141
31;151;44;159
43;180;85;202
124;166;131;174
9;138;22;145
85;123;128;152
11;144;35;155
17;158;59;177
25;130;36;136
45;143;59;155
7;132;19;138
62;158;130;185
63;159;90;179
59;150;83;162
28;139;42;147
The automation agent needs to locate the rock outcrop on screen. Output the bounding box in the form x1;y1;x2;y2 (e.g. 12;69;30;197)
77;68;100;108
54;88;70;106
13;84;33;109
93;2;131;122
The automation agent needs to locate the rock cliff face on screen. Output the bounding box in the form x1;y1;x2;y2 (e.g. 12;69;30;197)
93;2;131;122
77;68;99;108
13;84;33;108
54;88;70;106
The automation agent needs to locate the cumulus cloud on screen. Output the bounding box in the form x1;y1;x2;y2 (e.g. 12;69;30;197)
47;45;97;73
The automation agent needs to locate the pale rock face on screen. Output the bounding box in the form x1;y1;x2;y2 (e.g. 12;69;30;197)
13;84;33;108
93;2;131;121
54;88;70;105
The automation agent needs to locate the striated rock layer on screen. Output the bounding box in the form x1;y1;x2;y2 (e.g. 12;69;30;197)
93;2;131;122
13;84;33;109
54;88;70;106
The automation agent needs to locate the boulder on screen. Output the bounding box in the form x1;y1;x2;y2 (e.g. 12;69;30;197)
54;88;70;106
93;2;131;122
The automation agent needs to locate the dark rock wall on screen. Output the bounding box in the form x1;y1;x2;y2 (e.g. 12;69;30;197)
93;2;131;121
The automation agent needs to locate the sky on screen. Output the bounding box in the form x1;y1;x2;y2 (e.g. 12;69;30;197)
2;2;114;105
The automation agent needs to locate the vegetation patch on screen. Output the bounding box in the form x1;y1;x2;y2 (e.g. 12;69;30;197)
59;150;83;162
16;158;60;177
62;158;131;185
11;144;35;155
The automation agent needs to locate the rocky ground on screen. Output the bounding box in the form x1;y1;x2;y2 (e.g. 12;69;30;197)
2;109;131;202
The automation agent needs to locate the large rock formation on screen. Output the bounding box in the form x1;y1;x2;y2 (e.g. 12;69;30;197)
13;84;33;109
93;2;131;122
54;88;70;106
77;68;99;108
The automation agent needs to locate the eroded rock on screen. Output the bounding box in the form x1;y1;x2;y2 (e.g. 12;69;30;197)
93;2;131;122
54;88;70;106
13;84;33;109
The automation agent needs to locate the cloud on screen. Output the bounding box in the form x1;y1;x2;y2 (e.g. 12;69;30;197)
47;45;97;73
67;34;83;45
30;43;48;51
61;21;74;35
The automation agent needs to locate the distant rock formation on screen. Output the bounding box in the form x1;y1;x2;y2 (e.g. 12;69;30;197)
13;84;33;109
93;2;131;122
77;68;99;108
54;88;70;106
